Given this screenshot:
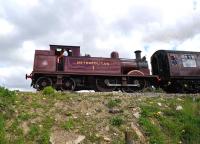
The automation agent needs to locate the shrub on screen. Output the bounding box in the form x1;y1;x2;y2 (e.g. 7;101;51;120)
110;116;124;126
0;86;16;118
0;86;16;104
62;118;74;131
28;124;40;140
107;99;122;108
42;86;55;96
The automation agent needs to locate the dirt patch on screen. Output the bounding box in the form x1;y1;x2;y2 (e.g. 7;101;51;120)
50;129;85;144
21;121;29;135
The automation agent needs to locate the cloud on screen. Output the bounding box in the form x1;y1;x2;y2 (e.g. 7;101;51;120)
0;66;32;90
144;12;200;43
0;0;100;90
113;4;162;35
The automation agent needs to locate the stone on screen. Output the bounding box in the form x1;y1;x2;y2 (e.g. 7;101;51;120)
176;105;183;111
157;103;162;106
132;107;141;112
109;108;123;114
95;108;102;112
104;137;111;142
73;135;85;144
105;125;110;131
73;116;78;119
177;98;183;101
133;112;140;119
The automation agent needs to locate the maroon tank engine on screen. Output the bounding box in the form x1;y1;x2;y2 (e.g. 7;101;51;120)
26;44;159;92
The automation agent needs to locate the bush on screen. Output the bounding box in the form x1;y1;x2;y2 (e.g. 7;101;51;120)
110;116;124;126
62;118;74;131
0;86;16;102
0;86;16;143
42;86;55;96
107;99;122;108
0;86;16;115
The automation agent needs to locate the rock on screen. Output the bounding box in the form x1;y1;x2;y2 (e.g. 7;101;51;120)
133;112;140;119
73;135;85;144
105;125;110;131
113;133;117;136
95;108;102;112
157;103;162;106
132;107;141;112
109;108;123;114
73;116;78;119
95;134;100;138
177;98;183;101
104;137;111;142
132;107;141;119
176;105;183;111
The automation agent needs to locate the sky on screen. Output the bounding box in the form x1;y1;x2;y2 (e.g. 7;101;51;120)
0;0;200;91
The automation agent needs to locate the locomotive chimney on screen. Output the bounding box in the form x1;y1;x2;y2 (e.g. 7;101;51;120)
135;50;141;60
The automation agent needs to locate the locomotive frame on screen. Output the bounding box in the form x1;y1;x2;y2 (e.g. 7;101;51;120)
26;45;159;92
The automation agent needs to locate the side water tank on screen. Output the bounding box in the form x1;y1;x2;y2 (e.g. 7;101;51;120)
111;51;119;59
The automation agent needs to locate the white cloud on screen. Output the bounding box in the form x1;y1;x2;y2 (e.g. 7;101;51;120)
12;0;40;9
0;66;32;89
0;19;15;35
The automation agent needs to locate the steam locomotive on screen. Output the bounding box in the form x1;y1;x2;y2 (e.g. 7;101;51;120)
26;45;200;93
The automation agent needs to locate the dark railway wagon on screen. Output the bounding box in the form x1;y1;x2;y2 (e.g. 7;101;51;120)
26;45;159;92
151;50;200;93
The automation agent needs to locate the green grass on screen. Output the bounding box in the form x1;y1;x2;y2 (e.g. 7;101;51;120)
139;117;165;144
62;118;74;131
28;124;40;140
18;112;31;121
1;86;200;144
110;116;124;126
0;87;17;143
107;98;122;108
139;96;200;144
0;115;7;144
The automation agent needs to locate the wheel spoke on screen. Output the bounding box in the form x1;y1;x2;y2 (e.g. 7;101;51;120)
36;77;52;91
62;78;76;91
122;70;146;93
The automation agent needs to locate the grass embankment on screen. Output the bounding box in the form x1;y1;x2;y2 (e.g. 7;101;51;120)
0;86;200;143
139;96;200;144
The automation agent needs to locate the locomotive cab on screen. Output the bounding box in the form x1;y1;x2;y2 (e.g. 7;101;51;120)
50;45;81;71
